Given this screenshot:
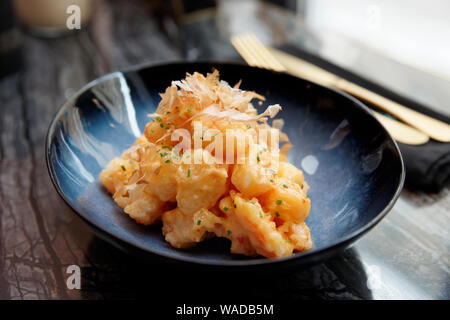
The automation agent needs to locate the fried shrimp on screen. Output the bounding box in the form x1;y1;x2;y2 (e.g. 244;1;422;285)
100;70;312;258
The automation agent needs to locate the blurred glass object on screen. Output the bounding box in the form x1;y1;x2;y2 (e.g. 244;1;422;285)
13;0;93;37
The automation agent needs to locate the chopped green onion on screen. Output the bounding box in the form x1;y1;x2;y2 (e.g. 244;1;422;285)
160;123;164;128
259;211;263;218
160;152;168;157
223;207;229;212
187;169;191;178
275;211;280;217
270;179;274;183
197;220;202;225
227;230;232;236
120;165;126;171
165;159;170;163
276;200;282;205
256;155;260;162
155;116;162;122
283;184;288;188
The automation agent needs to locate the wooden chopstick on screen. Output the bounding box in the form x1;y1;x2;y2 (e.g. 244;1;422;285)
230;33;431;145
267;46;449;142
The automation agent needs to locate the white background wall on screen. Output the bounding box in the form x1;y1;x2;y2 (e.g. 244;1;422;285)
303;0;450;80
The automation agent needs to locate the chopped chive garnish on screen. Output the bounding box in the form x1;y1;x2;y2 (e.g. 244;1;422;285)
259;211;263;218
227;230;232;236
166;111;171;114
233;200;236;208
121;165;126;171
275;211;280;217
197;220;202;225
256;155;260;162
187;169;191;178
165;159;170;163
151;129;155;133
160;152;168;157
270;179;274;183
160;123;164;128
165;126;169;130
223;207;229;212
156;116;162;122
276;200;282;205
283;184;288;188
162;145;171;149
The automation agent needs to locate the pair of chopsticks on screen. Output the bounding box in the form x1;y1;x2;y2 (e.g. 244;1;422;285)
231;33;450;145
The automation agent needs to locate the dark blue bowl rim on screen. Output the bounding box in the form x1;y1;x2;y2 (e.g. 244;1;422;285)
45;60;405;267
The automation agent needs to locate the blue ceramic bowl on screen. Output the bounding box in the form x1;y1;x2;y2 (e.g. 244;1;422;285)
46;62;404;269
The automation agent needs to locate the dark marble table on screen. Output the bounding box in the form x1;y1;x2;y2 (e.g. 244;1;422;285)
0;0;448;300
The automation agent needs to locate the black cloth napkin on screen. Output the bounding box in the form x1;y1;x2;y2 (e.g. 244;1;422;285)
276;44;450;192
